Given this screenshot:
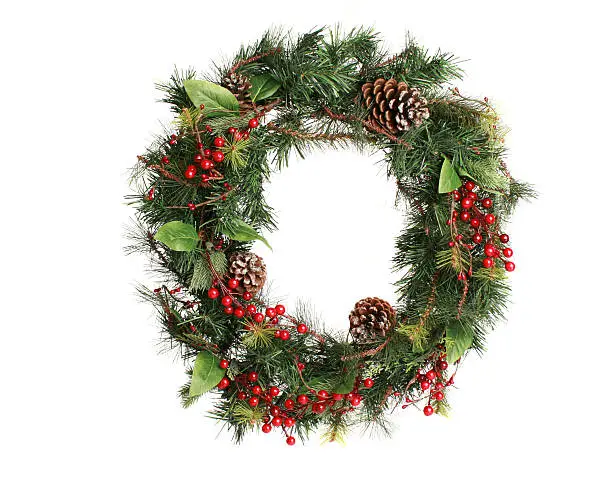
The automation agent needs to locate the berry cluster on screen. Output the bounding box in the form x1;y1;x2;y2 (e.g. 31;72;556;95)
446;180;516;275
402;347;453;416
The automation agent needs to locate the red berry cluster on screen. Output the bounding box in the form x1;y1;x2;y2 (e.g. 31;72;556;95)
403;351;453;417
447;180;515;275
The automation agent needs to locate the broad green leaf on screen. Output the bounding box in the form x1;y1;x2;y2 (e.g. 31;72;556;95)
154;221;199;252
438;158;463;194
445;320;474;364
189;350;226;397
221;218;272;250
333;369;358;394
249;74;280;102
183;80;239;118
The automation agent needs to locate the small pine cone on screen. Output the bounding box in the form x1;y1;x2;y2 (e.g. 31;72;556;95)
228;252;267;295
361;78;430;133
222;72;251;102
348;297;397;342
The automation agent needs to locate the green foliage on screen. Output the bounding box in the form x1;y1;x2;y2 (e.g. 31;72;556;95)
127;26;531;445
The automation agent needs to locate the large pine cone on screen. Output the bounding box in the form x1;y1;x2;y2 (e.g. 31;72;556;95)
361;78;430;133
349;297;396;342
222;72;251;102
228;252;267;295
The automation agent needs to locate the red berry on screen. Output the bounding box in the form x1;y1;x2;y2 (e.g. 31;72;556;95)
213;137;225;148
201;159;214;170
254;313;264;323
297;362;305;371
184;165;197;179
502;247;513;258
284;417;296;427
481;198;493;208
274;330;281;338
485;245;496;257
461;198;473;209
248;396;259;407
363;378;374;389
284;399;295;410
207;288;220;299
275;304;286;315
286;436;296;446
187;202;196;211
464;181;475;191
350;395;362;407
221;296;232;306
271;416;282;427
457;271;467;281
467;191;478;200
242;292;252;301
296;323;308;334
251;385;262;395
448;241;455;248
297;394;309;405
248;118;259;128
269;386;280;397
438;360;448;370
333;393;343;401
505;261;515;272
460;211;471;222
470;218;480;228
196;142;203;150
219;359;229;369
212;151;224;162
233;307;245;318
318;390;329;399
426;370;436;381
193;153;203;162
482;257;494;268
238;391;247;400
246;304;257;314
312;402;326;414
472;233;483;244
217;377;230;390
280;330;290;340
161;156;170;164
223;306;234;315
499;233;510;243
262;423;272;433
269;317;278;325
434;391;444;401
265;307;276;318
484;213;496;225
203;148;212;157
270;405;280;416
420;380;431;391
248;372;258;382
423;405;434;416
227;278;239;289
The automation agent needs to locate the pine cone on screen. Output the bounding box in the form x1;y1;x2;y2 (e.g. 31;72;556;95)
361;78;430;133
222;72;251;103
348;297;396;342
228;252;267;295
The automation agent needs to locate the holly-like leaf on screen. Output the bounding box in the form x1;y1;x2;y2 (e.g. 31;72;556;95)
445;320;474;364
438;158;463;193
189;350;226;397
249;74;280;102
154;221;199;252
183;80;239;118
220;218;272;250
333;369;358;394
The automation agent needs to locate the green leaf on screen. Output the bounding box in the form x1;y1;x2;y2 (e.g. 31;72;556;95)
249;74;280;102
445;321;474;364
154;221;199;252
438;158;463;193
183;80;239;118
189;350;226;397
333;369;358;394
220;218;272;250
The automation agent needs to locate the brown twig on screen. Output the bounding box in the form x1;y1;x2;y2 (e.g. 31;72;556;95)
266;123;354;141
320;106;413;149
229;48;282;75
341;335;392;362
455;281;469;320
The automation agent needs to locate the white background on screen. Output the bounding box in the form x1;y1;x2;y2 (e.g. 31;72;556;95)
1;1;611;475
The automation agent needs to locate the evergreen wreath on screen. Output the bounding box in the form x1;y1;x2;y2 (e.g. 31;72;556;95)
126;27;534;445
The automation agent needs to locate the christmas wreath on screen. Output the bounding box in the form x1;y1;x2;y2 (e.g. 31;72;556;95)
127;27;533;445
